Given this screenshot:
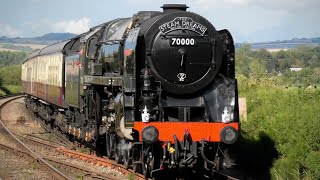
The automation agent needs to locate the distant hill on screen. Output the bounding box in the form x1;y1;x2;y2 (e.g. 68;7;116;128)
1;33;320;52
236;37;320;50
0;33;77;45
34;33;77;41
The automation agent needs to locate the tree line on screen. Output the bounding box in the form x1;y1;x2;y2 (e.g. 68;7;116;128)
0;51;28;66
236;43;320;87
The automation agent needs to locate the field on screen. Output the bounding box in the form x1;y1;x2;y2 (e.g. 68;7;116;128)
265;48;288;52
12;43;46;49
0;43;46;52
0;47;20;52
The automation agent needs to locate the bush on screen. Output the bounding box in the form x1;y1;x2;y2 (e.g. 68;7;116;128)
239;78;320;179
0;65;21;85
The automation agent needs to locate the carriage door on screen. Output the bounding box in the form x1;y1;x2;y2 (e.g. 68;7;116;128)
65;38;81;108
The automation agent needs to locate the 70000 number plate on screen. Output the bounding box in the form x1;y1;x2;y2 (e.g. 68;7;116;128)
170;38;197;46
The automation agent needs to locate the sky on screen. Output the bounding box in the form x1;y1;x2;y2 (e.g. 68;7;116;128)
0;0;319;42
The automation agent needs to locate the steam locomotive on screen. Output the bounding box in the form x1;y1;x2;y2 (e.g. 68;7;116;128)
21;4;239;178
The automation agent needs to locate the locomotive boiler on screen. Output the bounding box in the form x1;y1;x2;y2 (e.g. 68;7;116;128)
21;4;239;178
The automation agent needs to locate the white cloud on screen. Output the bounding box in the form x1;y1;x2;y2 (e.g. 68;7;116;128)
53;17;91;34
0;24;21;37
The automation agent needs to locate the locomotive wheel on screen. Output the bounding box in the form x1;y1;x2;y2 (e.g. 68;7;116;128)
133;163;141;173
123;149;130;169
144;155;155;178
132;146;142;173
115;143;123;164
142;162;149;178
115;152;121;164
106;133;112;159
149;156;155;173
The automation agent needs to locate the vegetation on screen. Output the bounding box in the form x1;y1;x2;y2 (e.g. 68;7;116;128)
0;64;22;85
237;44;320;87
0;51;27;95
0;51;28;66
127;173;136;180
236;44;320;179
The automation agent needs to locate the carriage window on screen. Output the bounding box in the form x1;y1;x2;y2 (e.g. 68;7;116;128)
71;38;80;52
65;38;80;55
104;19;130;41
99;44;121;75
87;37;98;59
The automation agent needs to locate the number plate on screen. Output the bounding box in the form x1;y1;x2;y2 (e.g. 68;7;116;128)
170;38;197;46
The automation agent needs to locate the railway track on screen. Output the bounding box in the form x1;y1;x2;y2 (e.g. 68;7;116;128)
0;95;126;180
21;95;148;179
0;95;70;180
24;106;75;149
0;95;240;180
16;132;143;179
57;147;146;180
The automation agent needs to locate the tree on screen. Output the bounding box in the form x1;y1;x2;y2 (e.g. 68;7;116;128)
275;50;288;59
236;43;253;77
249;58;266;77
252;48;273;61
237;43;252;55
0;65;22;85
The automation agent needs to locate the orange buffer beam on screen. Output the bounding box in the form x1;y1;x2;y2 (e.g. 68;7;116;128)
134;122;239;142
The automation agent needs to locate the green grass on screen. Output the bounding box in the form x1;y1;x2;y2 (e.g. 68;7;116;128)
0;85;21;95
5;84;21;93
75;174;84;180
31;161;38;170
127;173;136;180
79;147;90;155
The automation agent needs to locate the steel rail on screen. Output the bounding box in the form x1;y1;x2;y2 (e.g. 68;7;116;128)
0;95;71;180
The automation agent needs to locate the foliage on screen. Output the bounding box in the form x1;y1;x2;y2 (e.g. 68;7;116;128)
0;51;27;95
0;65;22;85
0;51;28;67
237;44;320;179
0;85;20;95
127;173;136;180
4;85;21;93
240;84;320;179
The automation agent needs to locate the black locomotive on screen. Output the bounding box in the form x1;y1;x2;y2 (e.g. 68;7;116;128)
22;4;239;178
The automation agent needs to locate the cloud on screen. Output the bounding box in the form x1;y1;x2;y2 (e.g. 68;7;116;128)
0;24;21;37
53;17;91;34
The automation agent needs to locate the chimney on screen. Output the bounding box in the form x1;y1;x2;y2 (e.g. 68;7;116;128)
161;4;189;12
